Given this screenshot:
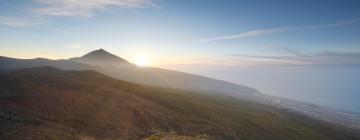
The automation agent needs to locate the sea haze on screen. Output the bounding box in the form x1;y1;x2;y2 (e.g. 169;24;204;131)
182;65;360;113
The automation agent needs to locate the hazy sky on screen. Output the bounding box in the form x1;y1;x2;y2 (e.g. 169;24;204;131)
0;0;359;67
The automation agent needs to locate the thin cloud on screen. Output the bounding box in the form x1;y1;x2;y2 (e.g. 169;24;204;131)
263;46;306;57
201;27;290;42
201;19;359;42
230;51;360;66
32;0;156;17
0;0;157;28
0;16;47;27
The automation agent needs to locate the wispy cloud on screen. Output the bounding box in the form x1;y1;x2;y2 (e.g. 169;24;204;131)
201;19;359;42
0;16;47;27
0;0;157;28
32;0;156;17
230;50;360;66
201;28;289;42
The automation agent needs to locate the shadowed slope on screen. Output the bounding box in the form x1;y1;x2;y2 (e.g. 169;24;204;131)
0;56;90;72
0;67;359;140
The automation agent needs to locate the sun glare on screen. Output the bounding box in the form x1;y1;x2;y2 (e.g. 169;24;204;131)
134;56;150;67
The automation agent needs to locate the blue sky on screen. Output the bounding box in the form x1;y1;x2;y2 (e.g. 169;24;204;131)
0;0;360;67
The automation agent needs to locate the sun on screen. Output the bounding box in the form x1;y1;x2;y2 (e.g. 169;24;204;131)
134;56;150;67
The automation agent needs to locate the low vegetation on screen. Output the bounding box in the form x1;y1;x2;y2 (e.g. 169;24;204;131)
0;67;359;140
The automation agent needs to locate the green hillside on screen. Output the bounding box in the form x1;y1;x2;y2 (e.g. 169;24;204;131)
0;67;358;140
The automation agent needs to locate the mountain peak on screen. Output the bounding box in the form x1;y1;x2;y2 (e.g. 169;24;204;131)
83;49;112;57
70;49;128;64
95;48;106;52
73;49;128;63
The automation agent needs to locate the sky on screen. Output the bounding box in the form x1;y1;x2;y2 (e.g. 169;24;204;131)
1;0;360;111
0;0;359;67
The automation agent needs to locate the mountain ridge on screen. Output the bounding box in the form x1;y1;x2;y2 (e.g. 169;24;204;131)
1;49;261;99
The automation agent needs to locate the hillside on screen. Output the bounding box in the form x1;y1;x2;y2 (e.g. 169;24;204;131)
72;49;262;98
0;67;359;140
0;56;90;71
0;49;261;99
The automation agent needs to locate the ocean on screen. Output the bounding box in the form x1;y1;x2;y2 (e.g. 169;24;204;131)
186;65;360;112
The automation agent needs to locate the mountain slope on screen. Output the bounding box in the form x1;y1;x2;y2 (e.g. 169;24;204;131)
70;49;260;98
0;49;261;99
0;67;359;140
